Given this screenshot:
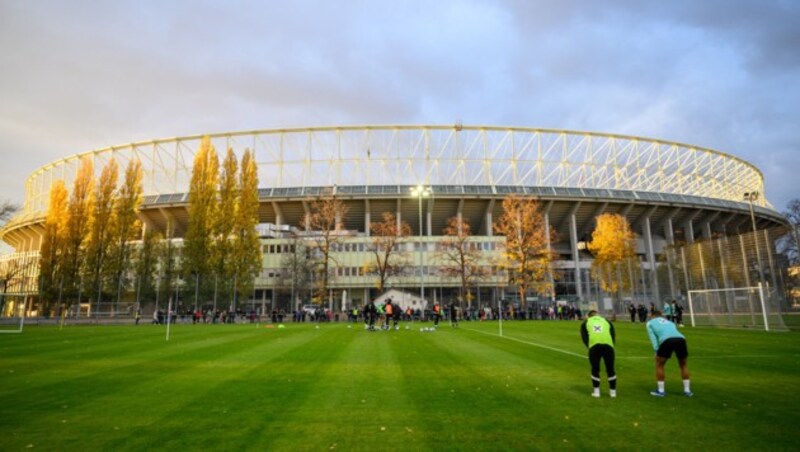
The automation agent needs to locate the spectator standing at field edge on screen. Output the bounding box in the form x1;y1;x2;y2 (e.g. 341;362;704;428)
646;310;693;397
580;310;617;398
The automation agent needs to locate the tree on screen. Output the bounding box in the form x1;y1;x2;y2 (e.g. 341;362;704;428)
279;234;314;310
158;222;181;311
587;213;636;307
108;159;144;306
494;195;554;308
438;216;486;308
133;228;161;310
365;212;411;294
1;256;34;315
184;136;219;305
232;149;261;303
210;147;238;308
63;157;95;308
85;158;119;312
303;193;349;307
780;198;800;265
38;180;69;314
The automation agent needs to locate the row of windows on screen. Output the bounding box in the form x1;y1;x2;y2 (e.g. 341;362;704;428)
262;241;503;255
262;265;508;279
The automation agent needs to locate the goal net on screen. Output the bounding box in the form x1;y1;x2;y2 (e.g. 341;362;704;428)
687;285;788;331
0;296;29;333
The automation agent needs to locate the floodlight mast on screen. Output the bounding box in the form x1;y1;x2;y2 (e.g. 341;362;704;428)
743;191;766;292
410;185;432;309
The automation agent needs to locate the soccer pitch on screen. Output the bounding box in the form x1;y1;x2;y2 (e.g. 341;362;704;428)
1;320;799;451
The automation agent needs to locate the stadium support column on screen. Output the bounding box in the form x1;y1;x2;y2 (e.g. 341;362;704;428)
568;203;582;303
682;210;700;244
364;200;370;236
663;216;677;299
271;202;284;228
484;199;495;237
643;214;660;304
543;201;554;302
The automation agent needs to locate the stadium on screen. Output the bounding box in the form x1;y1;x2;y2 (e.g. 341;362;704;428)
0;125;791;318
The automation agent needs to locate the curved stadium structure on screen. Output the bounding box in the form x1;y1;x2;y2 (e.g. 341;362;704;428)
0;125;789;313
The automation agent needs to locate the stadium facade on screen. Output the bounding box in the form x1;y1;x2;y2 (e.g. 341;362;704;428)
0;125;790;315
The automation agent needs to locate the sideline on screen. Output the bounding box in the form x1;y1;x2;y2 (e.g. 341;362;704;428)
462;326;585;359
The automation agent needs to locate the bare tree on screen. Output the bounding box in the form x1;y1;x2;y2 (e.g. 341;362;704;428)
303;193;349;308
366;212;412;294
438;216;487;308
279;234;314;310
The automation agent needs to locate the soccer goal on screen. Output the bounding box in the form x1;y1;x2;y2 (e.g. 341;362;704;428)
687;285;788;331
0;297;29;333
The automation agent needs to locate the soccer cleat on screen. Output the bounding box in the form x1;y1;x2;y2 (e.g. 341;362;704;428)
684;391;694;397
649;390;666;397
609;390;617;398
591;392;600;398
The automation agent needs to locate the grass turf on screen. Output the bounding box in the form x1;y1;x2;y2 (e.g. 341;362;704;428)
1;320;799;451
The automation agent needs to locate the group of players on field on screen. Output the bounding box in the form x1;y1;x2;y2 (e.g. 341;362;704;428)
360;298;458;331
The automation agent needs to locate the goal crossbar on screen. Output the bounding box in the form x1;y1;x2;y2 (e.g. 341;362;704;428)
687;284;777;331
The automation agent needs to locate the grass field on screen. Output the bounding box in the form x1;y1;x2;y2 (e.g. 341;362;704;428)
1;319;799;451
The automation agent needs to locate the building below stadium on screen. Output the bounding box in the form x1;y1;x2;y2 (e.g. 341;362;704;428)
0;125;790;318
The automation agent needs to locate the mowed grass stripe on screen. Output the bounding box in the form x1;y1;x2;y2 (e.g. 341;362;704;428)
2;325;327;450
2;321;799;451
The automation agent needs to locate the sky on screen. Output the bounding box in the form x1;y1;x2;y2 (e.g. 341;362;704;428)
1;0;798;214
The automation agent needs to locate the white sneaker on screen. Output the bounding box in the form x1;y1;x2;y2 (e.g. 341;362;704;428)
610;390;617;398
591;391;600;398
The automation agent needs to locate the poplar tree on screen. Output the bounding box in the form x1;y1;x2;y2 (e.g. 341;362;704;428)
63;157;95;306
587;213;637;308
85;159;119;312
494;195;554;308
109;159;144;305
184;136;219;305
365;212;411;293
37;181;69;314
210;147;238;308
232;149;261;302
133;229;161;310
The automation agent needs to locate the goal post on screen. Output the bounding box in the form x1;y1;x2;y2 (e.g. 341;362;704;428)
0;295;29;333
687;284;787;331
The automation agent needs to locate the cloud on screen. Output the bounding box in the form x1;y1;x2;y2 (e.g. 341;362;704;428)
0;0;798;212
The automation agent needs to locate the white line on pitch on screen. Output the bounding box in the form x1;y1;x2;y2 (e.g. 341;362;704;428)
462;327;585;359
619;354;793;360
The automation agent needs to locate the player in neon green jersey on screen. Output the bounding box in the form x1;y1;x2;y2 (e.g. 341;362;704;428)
580;310;617;398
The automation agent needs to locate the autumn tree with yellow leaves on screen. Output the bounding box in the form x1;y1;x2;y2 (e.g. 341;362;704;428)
231;149;261;302
184;137;219;305
85;158;119;311
587;213;637;306
365;212;411;294
38;181;69;313
63;157;95;306
494;195;554;308
109;160;144;307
